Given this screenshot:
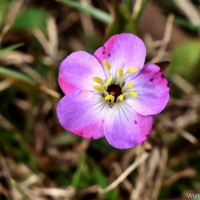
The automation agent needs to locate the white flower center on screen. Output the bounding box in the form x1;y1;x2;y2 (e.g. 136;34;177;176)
93;60;138;106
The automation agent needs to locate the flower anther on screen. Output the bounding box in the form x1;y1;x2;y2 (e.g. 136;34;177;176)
93;60;138;106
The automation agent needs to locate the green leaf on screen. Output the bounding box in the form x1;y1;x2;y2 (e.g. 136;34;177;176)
71;153;86;187
135;0;148;24
0;0;10;25
57;0;112;24
50;132;80;147
170;40;200;82
175;17;200;32
92;166;108;188
12;7;47;30
0;43;23;55
107;3;136;36
0;67;34;84
124;0;133;12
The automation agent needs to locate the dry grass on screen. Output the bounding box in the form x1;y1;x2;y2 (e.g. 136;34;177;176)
0;0;200;200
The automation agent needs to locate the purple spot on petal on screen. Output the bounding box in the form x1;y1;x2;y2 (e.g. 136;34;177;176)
141;140;145;145
103;51;105;54
134;120;137;124
108;54;111;57
150;78;153;82
91;136;94;139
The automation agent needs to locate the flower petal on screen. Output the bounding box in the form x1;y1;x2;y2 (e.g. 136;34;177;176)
59;51;105;94
57;91;109;139
94;33;146;76
127;63;170;115
104;103;154;149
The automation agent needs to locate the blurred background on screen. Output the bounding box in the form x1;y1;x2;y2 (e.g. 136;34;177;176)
0;0;200;199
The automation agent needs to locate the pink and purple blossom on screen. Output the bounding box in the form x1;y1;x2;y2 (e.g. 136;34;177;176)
57;33;170;149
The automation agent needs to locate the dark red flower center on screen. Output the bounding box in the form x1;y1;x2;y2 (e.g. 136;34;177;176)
107;84;122;101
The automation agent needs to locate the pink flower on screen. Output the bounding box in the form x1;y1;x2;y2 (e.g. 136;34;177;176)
57;33;170;149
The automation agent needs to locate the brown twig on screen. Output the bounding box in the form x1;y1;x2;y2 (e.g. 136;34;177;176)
102;152;149;194
174;0;200;27
150;14;174;63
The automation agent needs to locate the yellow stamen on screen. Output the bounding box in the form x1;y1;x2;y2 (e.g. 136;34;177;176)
127;68;138;73
118;95;124;101
103;60;111;71
93;77;103;84
104;75;113;87
105;95;114;101
93;85;105;92
118;68;123;77
127;82;133;88
110;91;115;96
129;91;138;98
